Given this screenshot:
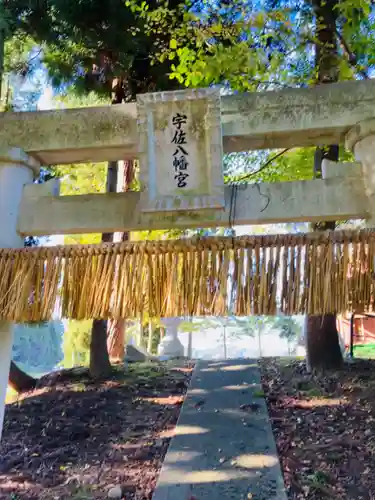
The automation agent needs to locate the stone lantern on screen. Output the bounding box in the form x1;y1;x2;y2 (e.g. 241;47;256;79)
157;317;185;358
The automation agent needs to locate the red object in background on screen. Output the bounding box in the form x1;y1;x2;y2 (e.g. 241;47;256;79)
337;314;375;348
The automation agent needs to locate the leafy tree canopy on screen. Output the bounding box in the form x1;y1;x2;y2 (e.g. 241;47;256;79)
3;0;374;101
62;320;92;368
126;0;374;90
2;0;186;99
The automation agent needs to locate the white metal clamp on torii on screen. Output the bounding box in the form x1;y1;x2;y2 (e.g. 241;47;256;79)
2;80;375;438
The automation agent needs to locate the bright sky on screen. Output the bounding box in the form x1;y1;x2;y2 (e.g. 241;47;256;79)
37;86;54;111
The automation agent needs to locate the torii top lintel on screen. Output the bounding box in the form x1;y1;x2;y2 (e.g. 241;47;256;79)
1;79;375;166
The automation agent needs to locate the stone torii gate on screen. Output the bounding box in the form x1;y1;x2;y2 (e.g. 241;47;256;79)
1;80;375;438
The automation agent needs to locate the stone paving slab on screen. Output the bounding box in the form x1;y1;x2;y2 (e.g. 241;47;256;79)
153;359;287;500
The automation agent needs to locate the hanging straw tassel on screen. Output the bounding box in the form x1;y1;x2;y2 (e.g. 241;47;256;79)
0;230;375;322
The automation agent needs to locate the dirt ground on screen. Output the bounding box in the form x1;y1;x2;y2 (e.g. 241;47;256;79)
260;358;375;500
0;361;193;500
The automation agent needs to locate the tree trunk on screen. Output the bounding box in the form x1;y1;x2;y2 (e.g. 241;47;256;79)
8;361;36;392
137;321;144;348
306;315;343;370
89;161;117;378
90;154;135;370
106;158;134;360
306;0;343;370
147;320;153;353
99;77;133;362
307;147;343;370
107;318;126;362
89;320;112;378
0;27;4;100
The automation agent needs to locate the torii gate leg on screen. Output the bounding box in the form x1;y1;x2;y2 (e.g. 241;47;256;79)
346;119;375;226
0;149;39;440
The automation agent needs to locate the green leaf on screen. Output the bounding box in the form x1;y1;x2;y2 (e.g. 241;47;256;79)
170;39;177;49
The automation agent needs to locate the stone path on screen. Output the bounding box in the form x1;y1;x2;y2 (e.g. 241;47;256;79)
153;359;286;500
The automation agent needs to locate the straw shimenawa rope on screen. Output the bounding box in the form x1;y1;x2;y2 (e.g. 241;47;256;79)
0;229;374;323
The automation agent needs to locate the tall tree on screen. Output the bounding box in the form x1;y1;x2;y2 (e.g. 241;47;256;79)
4;0;183;96
306;0;343;370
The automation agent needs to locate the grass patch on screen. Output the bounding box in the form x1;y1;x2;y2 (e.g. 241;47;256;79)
353;343;375;359
111;360;170;384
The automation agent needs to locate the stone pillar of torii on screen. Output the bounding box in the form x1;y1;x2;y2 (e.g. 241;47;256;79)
0;149;40;438
346;118;375;227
